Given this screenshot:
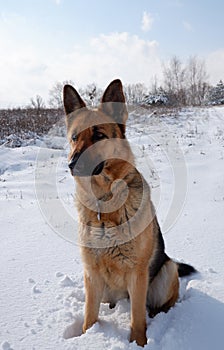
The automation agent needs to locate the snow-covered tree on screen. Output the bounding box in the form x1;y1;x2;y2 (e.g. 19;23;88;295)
208;80;224;105
143;87;168;106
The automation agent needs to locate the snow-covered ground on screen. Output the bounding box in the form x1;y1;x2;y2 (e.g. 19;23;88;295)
0;107;224;350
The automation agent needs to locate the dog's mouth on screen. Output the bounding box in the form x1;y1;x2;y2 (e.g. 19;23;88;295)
91;161;105;176
68;157;105;177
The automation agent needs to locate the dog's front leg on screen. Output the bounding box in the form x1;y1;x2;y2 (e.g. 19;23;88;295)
83;269;105;333
128;269;148;347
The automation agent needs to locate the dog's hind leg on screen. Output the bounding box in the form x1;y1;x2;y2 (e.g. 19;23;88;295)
147;259;179;317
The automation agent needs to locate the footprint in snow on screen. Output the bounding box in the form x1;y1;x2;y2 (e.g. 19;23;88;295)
1;341;13;350
55;271;64;278
28;278;35;284
32;285;41;294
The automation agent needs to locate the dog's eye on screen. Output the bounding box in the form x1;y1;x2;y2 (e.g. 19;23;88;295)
93;130;108;141
96;132;106;140
92;126;109;142
71;134;78;142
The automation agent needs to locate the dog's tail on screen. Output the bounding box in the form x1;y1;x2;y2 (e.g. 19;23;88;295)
176;262;197;277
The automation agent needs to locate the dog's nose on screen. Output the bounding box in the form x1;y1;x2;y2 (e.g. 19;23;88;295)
68;153;84;175
68;158;76;170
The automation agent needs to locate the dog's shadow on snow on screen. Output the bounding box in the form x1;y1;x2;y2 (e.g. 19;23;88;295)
148;275;224;349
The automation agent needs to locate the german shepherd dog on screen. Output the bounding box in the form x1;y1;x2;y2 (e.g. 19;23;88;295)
63;79;195;347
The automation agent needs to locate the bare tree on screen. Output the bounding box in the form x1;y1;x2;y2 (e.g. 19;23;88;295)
81;83;103;106
29;95;45;110
49;80;74;109
124;83;147;104
186;56;209;105
150;75;159;95
163;56;186;106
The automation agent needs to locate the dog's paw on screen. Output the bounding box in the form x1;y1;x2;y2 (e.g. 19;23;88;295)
130;328;147;347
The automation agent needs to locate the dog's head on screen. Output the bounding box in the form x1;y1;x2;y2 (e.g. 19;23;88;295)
63;79;132;178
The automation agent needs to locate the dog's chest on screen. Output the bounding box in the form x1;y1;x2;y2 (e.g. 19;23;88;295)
82;243;136;289
77;186;144;249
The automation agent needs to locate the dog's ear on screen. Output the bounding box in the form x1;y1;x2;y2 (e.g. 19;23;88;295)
101;79;125;104
100;79;128;130
63;84;86;115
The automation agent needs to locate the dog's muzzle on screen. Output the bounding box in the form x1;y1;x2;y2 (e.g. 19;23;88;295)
68;153;104;177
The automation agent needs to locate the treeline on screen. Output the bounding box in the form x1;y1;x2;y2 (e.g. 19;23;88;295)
17;55;224;110
0;108;63;146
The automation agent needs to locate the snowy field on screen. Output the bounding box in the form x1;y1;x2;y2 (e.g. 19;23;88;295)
0;107;224;350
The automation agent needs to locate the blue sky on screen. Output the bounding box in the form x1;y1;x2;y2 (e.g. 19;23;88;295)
0;0;223;107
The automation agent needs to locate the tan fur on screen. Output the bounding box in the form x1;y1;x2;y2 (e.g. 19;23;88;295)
63;80;180;347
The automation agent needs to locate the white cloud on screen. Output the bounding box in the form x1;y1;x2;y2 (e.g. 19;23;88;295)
1;11;223;108
0;14;47;107
0;29;163;107
141;11;154;32
47;32;162;89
